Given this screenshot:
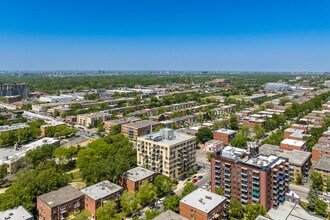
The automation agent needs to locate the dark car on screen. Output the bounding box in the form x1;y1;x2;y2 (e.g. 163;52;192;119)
197;175;203;180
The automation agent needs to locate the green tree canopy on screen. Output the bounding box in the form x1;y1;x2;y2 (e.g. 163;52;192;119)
314;199;328;217
228;199;244;220
307;188;319;211
230;114;239;130
154;175;172;196
310;171;323;191
120;191;139;215
96;200;118;220
145;210;160;220
231;133;247;148
136;180;157;207
163;194;181;212
244;203;266;220
196;127;213;144
181;182;196;197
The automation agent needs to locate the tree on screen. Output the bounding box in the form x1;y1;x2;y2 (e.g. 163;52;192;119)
326;176;330;192
109;125;121;135
314;199;328;217
244;203;266;220
253;123;265;139
206;152;212;162
163;194;181;212
307;188;319;211
136;180;157;206
228;199;244;220
73;210;92;220
196;127;213;144
145;210;160;220
214;187;223;195
120;191;139;215
96;200;118;220
181;182;196;197
295;172;303;185
230;114;239;130
25;144;57;166
310;171;323;191
240;125;250;138
97;123;105;135
231;133;247;148
154;175;172;196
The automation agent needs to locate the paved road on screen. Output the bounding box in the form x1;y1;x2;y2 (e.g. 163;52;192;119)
290;184;330;205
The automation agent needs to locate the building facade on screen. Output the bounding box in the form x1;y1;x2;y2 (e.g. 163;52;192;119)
121;120;160;138
213;129;236;145
136;128;196;180
120;167;156;191
211;146;290;211
0;83;29;98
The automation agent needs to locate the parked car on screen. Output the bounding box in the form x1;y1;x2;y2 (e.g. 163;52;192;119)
320;197;330;204
157;197;165;205
192;178;198;183
202;184;208;189
197;175;203;180
324;192;330;198
302;178;308;184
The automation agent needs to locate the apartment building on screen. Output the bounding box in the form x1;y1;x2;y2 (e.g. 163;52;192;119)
242;116;266;129
315;155;330;186
0;83;29;98
77;112;111;127
213;129;236;145
0;206;33;220
312;144;330;161
121;120;160;138
136;128;196;180
103;117;140;133
180;188;227;220
81;181;123;219
280;139;307;151
204;140;223;152
120;166;156;191
211;146;290;211
37;185;85;220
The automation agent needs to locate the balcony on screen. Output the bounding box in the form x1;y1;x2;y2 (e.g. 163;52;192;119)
252;197;260;202
241;198;248;204
253;175;260;180
252;185;259;191
252;180;259;185
279;196;285;202
241;181;248;187
252;191;260;197
273;189;278;194
241;187;248;192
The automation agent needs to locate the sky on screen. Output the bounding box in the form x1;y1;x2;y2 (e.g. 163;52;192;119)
0;0;330;71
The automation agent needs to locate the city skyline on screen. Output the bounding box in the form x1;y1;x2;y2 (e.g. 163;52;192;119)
0;0;330;71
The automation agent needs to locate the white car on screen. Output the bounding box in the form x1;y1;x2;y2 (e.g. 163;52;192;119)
157;197;165;205
324;192;330;198
202;184;208;189
320;197;330;204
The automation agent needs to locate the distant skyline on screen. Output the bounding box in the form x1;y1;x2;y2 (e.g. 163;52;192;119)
0;0;330;71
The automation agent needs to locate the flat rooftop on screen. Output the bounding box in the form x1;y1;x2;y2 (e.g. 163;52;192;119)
81;180;122;201
268;201;323;220
138;130;195;146
0;206;33;220
124;120;159;128
0;138;59;165
245;155;282;167
153;210;187;220
278;150;311;166
123;167;155;182
281;139;306;147
315;155;330;172
313;144;330;152
0;123;28;132
106;117;140;125
180;188;226;214
215;128;236;135
38;185;84;208
259;144;281;156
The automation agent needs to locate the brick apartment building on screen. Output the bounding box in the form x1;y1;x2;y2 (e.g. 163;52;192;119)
242;116;266;129
315;155;330;186
121;120;160;138
37;185;85;220
312;144;330;161
213;129;236;145
211;146;290;211
180;188;227;220
120;166;156;191
103;117;140;133
280;139;307;151
81;181;123;219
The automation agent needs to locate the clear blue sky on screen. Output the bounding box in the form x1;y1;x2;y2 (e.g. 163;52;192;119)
0;0;330;71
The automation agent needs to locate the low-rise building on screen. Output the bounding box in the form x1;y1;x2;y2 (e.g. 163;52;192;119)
312;144;330;161
103;117;140;133
0;138;60;174
0;123;28;134
81;181;123;219
153;210;187;220
77;112;111;127
37;185;85;220
204;140;223;152
213;129;236;145
280;139;307;151
120;167;156;191
121;120;160;138
315;155;330;185
0;206;34;220
180;188;227;220
278;150;311;179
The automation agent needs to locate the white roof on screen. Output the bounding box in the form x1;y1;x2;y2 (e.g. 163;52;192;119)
0;206;33;220
281;139;306;147
81;180;122;200
180;188;226;214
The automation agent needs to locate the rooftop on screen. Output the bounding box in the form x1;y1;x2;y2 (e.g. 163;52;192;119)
281;139;306;147
259;144;281;156
38;185;84;208
0;138;59;165
138;129;195;146
0;206;33;220
124;120;159;128
0;123;28;132
105;117;140;125
313;144;330;152
81;180;122;201
315;155;330;172
153;210;187;220
180;188;226;214
215;128;236;135
123;167;155;182
278;150;311;166
267;201;323;220
245;155;282;167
